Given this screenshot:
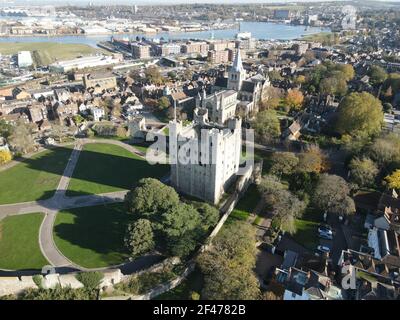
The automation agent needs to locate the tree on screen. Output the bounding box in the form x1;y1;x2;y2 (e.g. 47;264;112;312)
267;189;306;234
319;76;347;97
167;71;177;80
161;203;201;239
294;75;306;86
0;119;13;139
313;174;355;216
349;157;378;187
368;65;387;86
145;66;163;84
297;145;328;174
336;92;383;138
383;102;393;113
125;178;180;218
251;110;281;144
195;203;219;232
51;124;65;143
268;70;283;82
258;174;287;195
385;170;400;190
197;222;261;300
0;150;12;165
270;152;299;176
284;89;304;110
157;96;170;111
8;121;35;154
73;114;84;125
125;219;155;258
336;64;355;82
368;133;400;165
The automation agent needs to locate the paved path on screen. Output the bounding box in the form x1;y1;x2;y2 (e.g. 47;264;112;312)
0;138;145;270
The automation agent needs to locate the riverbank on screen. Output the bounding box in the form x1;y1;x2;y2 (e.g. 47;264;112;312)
0;22;329;47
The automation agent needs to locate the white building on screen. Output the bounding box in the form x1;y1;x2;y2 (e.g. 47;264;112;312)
49;55;120;73
91;107;105;122
17;51;33;68
169;108;242;204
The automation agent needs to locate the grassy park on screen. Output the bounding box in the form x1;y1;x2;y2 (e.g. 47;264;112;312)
0;42;105;66
0;147;72;204
53;203;130;268
0;213;48;270
66;143;169;196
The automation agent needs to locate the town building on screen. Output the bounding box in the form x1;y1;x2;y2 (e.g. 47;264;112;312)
213;49;270;116
181;41;209;56
131;43;151;59
83;73;117;92
195;89;237;125
207;49;229;64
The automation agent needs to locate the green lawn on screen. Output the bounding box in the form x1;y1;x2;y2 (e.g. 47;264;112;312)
290;207;322;250
0;213;48;270
230;184;260;221
0;42;106;66
66;143;169;197
0;147;72;204
291;219;319;250
53;203;130;268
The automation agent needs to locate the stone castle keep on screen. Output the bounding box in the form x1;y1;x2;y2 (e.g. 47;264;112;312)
169;108;242;205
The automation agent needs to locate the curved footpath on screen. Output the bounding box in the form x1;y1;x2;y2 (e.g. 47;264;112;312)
0;138;147;271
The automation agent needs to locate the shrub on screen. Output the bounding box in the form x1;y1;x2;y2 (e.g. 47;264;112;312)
75;271;104;290
32;275;43;289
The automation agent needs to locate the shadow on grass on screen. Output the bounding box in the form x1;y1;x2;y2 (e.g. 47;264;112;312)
10;144;169;198
53;203;131;267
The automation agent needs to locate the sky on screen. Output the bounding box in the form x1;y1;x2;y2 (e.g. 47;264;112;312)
1;0;399;5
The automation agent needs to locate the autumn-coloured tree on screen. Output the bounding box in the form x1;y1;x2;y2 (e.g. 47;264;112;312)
385;170;400;190
0;150;12;165
294;75;306;85
285;89;304;110
297;145;329;174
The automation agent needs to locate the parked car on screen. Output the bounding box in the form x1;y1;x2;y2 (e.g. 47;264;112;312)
318;231;333;240
318;224;333;235
317;245;331;254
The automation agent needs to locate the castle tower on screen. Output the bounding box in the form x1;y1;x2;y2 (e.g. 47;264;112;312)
227;48;246;91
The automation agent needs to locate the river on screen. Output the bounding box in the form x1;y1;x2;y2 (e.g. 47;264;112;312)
0;22;328;47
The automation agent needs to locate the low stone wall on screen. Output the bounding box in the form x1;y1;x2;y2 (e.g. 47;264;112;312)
0;269;122;297
0;276;37;297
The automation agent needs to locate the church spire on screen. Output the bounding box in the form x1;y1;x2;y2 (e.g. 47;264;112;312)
232;48;243;73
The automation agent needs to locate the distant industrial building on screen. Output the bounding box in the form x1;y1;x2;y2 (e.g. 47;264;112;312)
49;55;121;73
274;9;291;20
17;51;33;68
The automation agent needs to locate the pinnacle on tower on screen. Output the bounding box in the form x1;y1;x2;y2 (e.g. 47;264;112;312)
232;48;243;73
